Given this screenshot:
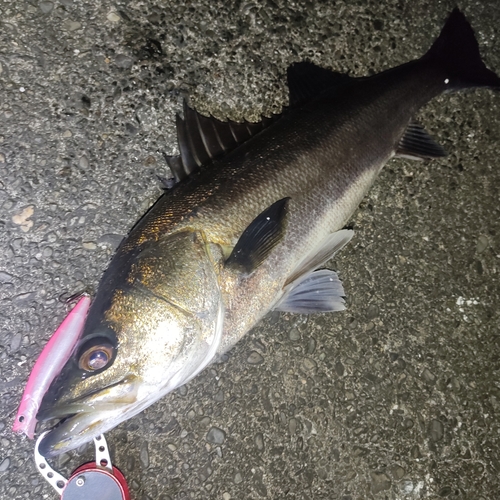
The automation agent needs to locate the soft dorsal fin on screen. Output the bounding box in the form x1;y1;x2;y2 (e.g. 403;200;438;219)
225;198;289;274
165;101;282;183
396;121;447;160
287;61;354;107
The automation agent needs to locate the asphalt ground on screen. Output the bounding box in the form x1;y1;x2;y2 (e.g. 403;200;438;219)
1;1;499;499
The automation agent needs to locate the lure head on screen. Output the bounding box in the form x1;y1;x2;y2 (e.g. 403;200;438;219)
13;295;91;440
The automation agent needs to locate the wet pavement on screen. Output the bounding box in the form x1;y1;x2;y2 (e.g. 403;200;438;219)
1;1;499;498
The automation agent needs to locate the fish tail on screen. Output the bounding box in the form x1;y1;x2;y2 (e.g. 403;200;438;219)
425;8;500;91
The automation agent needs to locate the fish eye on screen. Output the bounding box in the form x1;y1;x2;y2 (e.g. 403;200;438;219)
78;342;114;372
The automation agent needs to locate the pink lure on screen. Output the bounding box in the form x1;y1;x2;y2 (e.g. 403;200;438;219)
12;295;91;439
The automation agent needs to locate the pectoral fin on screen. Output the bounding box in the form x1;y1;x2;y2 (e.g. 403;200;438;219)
275;269;346;313
225;198;289;273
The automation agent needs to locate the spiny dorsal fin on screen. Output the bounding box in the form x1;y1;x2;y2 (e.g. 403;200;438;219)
225;198;289;274
396;121;447;160
165;101;282;183
287;61;354;107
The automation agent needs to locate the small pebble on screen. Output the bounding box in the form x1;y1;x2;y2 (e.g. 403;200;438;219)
42;246;53;257
390;464;405;480
64;21;81;31
198;416;211;427
206;427;226;445
247;350;263;365
12;205;34;232
301;357;317;372
62;129;72;138
139;442;149;468
115;55;134;69
214;389;224;402
39;2;54;14
404;418;414;429
10;332;22;352
370;471;391;494
125;122;138;134
79;155;89;168
428;419;444;442
288;327;300;340
252;470;267;496
0;458;10;472
476;235;489;253
0;271;13;282
366;303;379;319
411;444;421;459
13;291;36;305
421;368;436;384
307;338;316;354
254;432;264;451
107;11;121;22
439;486;453;497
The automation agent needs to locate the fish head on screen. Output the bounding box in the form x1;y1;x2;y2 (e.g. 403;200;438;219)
37;230;224;457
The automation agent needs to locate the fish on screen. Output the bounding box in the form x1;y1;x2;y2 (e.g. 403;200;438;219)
30;8;499;458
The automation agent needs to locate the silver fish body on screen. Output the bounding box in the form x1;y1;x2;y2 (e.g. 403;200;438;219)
36;9;500;457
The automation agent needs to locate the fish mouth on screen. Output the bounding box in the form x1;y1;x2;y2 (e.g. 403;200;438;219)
37;408;123;458
37;375;143;458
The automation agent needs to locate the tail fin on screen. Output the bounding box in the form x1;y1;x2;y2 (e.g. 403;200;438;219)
426;8;500;90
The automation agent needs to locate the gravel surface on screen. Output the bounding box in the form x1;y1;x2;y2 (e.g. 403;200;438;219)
1;1;499;499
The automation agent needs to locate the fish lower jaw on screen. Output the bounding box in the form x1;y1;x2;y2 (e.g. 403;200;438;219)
37;392;159;458
37;409;127;458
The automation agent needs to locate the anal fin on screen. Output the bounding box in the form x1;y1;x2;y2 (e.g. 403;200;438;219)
396;121;447;160
275;269;346;313
286;229;353;286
